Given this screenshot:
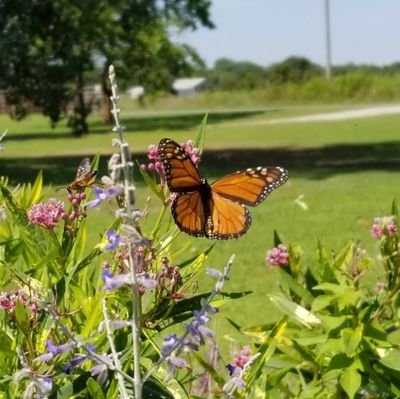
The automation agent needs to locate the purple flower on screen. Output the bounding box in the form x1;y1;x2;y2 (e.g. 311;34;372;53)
223;376;246;393
162;334;180;356
371;216;398;239
86;185;123;208
139;273;157;289
36;376;53;395
64;355;87;374
28;199;65;230
90;363;108;385
266;244;289;267
37;340;75;362
104;230;121;251
102;270;131;291
206;268;223;279
187;311;214;344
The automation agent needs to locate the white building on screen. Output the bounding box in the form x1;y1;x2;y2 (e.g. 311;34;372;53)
127;86;145;99
172;77;206;96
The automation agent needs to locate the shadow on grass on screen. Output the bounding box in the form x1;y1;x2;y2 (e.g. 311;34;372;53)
90;109;269;133
5;109;270;141
1;140;400;186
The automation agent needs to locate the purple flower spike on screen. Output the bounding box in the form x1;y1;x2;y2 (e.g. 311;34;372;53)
102;270;131;291
105;230;121;251
37;376;53;395
206;268;223;279
86;185;123;208
139;273;157;289
64;355;87;374
162;334;180;355
37;340;75;362
91;363;108;385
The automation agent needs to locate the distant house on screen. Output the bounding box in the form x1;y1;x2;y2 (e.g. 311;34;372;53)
126;86;145;99
172;77;206;96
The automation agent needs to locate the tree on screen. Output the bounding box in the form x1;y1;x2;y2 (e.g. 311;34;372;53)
266;56;322;84
207;58;267;90
0;0;213;135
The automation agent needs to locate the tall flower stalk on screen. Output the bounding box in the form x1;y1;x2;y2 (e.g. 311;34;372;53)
108;65;143;399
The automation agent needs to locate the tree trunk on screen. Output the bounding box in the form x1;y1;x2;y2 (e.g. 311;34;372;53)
68;69;89;136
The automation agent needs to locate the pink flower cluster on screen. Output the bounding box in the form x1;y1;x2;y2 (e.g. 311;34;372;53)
0;289;40;313
142;144;164;174
371;216;398;239
180;140;201;165
266;244;289;267
141;139;201;175
28;198;66;230
232;345;252;369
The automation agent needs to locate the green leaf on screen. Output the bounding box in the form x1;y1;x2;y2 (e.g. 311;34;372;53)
313;240;337;284
392;198;399;218
266;366;293;390
192;352;225;386
320;315;350;331
194;113;207;154
341;325;363;357
273;230;282;247
86;377;105;399
268;294;321;327
137;160;165;201
0;329;14;355
241;322;279;338
379;348;400;371
27;171;43;207
340;364;361;399
0;183;29;226
318;338;345;357
15;301;30;337
333;241;354;267
143;378;176;398
387;329;400;345
246;318;287;388
276;267;314;305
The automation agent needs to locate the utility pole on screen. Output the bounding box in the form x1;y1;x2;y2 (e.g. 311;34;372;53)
324;0;332;80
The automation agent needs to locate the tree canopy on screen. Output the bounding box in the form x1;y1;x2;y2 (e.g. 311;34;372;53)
0;0;213;135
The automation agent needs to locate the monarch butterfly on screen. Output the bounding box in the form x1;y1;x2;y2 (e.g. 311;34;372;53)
158;138;288;240
67;158;97;193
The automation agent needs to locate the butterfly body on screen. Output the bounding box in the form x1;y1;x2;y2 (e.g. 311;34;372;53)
159;138;288;240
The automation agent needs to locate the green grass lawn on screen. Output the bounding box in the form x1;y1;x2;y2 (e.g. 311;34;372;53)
1;105;400;332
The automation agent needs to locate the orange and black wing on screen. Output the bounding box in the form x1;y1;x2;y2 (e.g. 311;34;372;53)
210;166;288;206
171;189;251;240
67;157;97;192
171;192;206;237
158;138;201;192
206;192;251;240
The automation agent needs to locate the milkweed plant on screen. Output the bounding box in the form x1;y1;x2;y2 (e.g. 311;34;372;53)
0;66;400;399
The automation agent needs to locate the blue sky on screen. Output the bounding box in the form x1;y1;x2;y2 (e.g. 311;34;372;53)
173;0;400;67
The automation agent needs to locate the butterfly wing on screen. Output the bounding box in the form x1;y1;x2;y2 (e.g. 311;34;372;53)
206;192;251;239
210;166;288;206
171;187;250;240
171;192;206;237
68;158;97;192
158;138;201;192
